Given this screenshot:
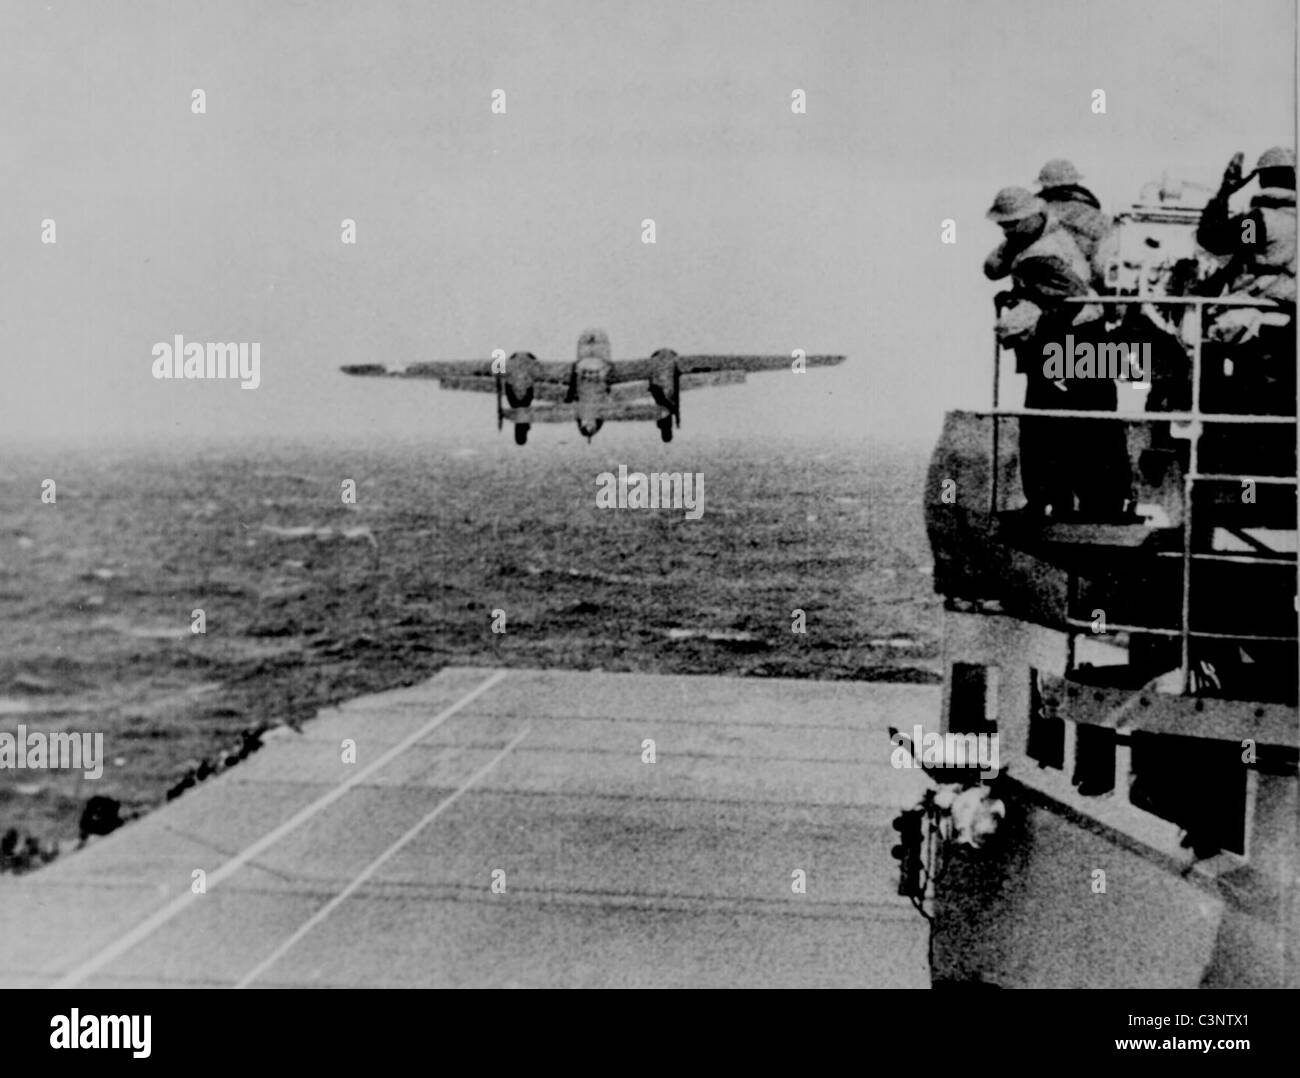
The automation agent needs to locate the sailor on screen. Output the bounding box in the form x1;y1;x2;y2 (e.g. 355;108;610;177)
1197;146;1297;307
1035;159;1117;289
1195;146;1297;505
984;187;1130;519
984;186;1096;312
1194;147;1296;407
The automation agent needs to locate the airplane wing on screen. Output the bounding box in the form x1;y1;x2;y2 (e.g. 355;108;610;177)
439;376;571;402
602;403;672;422
512;401;669;423
605;371;749;401
340;359;573;386
607;353;845;384
676;370;750;391
516;402;578;423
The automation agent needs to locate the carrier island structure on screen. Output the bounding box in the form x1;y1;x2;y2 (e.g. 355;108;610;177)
918;179;1298;988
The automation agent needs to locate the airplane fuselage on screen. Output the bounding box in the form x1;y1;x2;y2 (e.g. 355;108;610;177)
572;329;613;438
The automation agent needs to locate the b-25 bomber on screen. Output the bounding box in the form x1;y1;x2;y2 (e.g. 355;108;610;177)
341;329;846;444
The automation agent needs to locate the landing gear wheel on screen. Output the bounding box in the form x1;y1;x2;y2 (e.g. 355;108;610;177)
657;416;674;443
514;423;530;446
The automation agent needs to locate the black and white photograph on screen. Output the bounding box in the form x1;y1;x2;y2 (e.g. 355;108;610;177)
0;0;1296;1035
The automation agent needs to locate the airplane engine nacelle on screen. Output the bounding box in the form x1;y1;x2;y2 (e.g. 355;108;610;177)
504;351;539;408
648;348;678;396
648;348;681;429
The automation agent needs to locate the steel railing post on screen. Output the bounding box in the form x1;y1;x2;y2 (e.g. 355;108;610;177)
1180;303;1203;694
991;336;1001;516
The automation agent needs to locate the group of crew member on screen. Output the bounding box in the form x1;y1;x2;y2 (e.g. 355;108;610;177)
983;150;1297;521
983;161;1128;520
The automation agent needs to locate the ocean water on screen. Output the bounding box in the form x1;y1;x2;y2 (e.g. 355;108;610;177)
0;438;940;859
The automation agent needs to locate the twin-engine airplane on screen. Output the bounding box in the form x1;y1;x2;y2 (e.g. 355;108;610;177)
341;329;846;444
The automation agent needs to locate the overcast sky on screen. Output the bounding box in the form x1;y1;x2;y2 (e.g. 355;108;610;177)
0;0;1294;452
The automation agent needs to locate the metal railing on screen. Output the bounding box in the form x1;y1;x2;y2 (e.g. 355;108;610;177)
984;295;1297;693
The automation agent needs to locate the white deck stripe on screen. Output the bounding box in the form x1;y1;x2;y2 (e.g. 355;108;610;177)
237;724;531;987
51;668;510;988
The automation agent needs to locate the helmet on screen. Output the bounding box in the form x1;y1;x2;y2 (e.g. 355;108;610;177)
1036;159;1082;187
987;187;1045;223
1256;146;1296;170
